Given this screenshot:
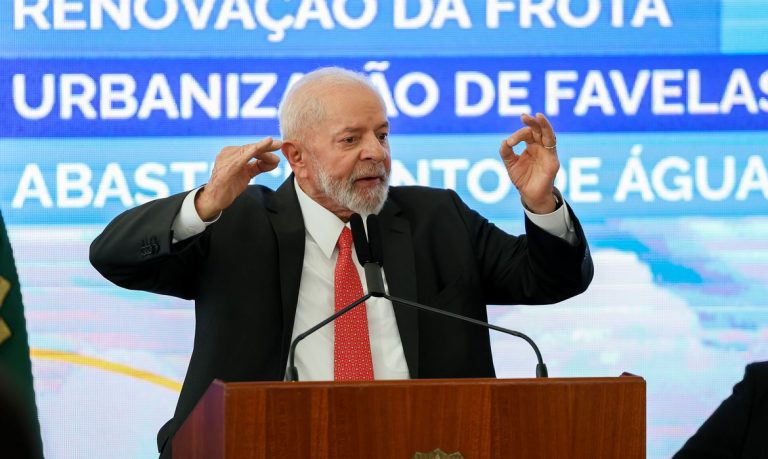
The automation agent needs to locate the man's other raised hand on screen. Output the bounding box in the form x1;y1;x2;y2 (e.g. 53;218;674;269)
499;113;561;214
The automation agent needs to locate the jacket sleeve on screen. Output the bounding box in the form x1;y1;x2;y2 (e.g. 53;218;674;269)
89;192;207;300
450;189;594;305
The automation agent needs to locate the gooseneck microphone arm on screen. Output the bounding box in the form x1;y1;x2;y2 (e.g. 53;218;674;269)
381;293;548;378
285;214;382;382
286;213;549;382
364;213;549;378
285;293;371;382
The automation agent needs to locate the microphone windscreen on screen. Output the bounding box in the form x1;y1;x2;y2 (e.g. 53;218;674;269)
366;214;384;266
349;213;371;265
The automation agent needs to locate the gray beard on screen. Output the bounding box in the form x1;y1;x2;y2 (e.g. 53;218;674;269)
313;159;390;215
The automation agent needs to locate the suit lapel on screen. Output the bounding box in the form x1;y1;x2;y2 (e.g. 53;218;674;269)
266;176;305;375
379;200;420;378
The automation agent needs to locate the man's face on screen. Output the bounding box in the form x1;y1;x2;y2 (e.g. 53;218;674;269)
298;84;391;216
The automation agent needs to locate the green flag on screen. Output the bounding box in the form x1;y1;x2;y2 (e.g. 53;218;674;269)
0;210;44;458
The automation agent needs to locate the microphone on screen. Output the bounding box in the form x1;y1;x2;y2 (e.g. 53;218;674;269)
366;214;384;267
349;213;371;262
362;214;549;378
350;213;385;297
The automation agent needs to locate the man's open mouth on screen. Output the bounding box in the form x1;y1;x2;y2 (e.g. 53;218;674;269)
355;175;383;185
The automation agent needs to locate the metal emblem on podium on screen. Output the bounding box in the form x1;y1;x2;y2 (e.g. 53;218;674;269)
412;448;464;459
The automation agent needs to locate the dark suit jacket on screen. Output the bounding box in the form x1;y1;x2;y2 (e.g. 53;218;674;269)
674;362;768;459
89;178;594;457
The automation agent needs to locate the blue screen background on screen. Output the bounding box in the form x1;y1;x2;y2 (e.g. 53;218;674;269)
2;1;768;457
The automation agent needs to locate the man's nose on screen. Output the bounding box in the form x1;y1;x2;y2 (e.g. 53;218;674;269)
361;135;388;161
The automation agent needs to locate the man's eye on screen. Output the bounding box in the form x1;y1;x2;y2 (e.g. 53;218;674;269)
342;137;355;144
378;133;389;141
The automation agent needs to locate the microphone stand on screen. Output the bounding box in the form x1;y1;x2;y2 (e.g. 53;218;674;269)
360;211;548;378
285;287;548;381
382;293;548;378
286;213;549;381
285;293;371;382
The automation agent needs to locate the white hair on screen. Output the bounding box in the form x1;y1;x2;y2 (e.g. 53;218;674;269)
278;67;385;143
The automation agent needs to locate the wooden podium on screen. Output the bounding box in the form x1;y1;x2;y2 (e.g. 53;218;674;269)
174;376;645;458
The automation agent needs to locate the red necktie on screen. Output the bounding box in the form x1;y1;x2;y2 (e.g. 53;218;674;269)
333;227;374;381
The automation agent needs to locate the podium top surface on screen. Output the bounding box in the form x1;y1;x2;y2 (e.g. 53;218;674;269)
212;374;644;391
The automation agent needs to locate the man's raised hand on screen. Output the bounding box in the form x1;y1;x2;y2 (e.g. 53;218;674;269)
499;113;561;214
195;137;282;221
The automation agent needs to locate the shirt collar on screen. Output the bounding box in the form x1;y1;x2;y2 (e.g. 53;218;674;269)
294;178;347;260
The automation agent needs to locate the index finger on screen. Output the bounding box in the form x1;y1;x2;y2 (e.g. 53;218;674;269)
499;126;533;159
241;137;284;162
535;113;557;148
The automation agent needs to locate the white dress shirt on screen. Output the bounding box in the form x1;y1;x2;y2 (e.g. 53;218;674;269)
171;180;576;381
289;182;410;380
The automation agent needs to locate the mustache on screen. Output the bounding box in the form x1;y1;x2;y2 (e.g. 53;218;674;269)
350;163;389;182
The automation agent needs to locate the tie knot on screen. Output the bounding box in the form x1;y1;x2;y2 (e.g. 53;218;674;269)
337;226;353;251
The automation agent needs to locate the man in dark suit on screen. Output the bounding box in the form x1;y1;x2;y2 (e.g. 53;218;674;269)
674;362;768;458
90;67;593;457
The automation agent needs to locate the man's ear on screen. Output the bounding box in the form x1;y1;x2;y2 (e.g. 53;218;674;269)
281;141;304;176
